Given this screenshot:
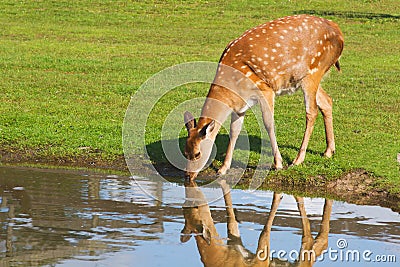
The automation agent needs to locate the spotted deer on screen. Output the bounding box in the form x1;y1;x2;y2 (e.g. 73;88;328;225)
184;15;344;180
181;180;333;266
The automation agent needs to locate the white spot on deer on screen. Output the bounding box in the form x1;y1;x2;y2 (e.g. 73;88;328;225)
279;35;284;40
293;36;299;41
264;54;269;58
311;57;316;64
271;56;275;60
241;65;247;69
272;48;277;53
257;57;262;62
309;67;319;74
276;42;281;47
245;71;252;77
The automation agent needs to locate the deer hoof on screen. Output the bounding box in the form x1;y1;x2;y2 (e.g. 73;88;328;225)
323;149;335;158
274;163;283;170
217;166;228;176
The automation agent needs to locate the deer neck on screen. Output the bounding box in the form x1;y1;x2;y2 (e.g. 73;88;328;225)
197;85;234;138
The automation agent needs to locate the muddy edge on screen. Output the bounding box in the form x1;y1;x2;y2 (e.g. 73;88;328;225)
1;149;399;213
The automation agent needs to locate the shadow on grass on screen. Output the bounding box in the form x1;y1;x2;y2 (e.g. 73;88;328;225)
294;10;400;20
145;134;264;177
145;135;329;177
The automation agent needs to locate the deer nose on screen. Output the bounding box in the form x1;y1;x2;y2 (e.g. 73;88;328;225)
185;171;198;181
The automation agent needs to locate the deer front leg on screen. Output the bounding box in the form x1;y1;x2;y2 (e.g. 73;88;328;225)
317;86;335;158
218;112;245;175
295;196;314;249
292;82;319;166
219;180;241;242
260;90;283;170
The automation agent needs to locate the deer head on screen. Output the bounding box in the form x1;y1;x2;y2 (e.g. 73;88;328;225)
183;111;217;181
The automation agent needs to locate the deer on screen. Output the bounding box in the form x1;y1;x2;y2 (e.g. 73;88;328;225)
181;180;333;266
184;15;344;181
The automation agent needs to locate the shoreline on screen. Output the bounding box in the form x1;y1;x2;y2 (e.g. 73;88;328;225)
1;149;399;212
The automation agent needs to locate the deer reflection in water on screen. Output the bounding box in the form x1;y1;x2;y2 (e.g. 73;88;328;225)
181;180;333;267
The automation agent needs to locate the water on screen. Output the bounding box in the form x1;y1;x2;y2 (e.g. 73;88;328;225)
0;166;399;266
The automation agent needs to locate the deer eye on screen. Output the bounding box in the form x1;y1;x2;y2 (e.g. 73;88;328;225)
194;152;201;159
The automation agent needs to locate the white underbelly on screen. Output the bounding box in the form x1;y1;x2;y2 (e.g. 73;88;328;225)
275;85;302;96
237;97;258;113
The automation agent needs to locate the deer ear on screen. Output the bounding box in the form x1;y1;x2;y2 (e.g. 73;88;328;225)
180;227;192;243
199;120;215;139
184;111;196;133
201;224;212;245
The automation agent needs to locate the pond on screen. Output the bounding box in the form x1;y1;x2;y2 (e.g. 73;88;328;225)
0;166;399;266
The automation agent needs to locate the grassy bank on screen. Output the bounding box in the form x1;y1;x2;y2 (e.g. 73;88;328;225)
1;1;399;193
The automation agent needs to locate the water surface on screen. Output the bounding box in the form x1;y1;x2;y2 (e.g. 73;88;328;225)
0;167;399;266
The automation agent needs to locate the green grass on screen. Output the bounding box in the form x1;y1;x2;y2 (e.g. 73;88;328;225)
0;1;399;192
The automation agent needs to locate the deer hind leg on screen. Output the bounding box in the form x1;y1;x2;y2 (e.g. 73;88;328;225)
259;89;283;170
292;79;319;166
312;199;333;255
256;192;282;259
218;112;245;175
316;86;335;158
